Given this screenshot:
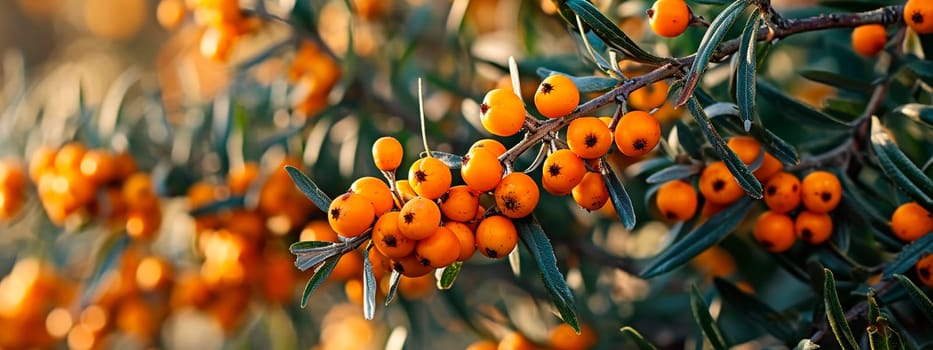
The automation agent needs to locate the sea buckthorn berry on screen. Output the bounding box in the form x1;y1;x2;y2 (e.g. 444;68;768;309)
461;148;504;193
890;202;933;242
391;254;433;277
495;172;540;218
763;172;801;214
542;149;586;195
795;210;833;245
628;80;669;111
475;215;518;259
567;117;612;159
917;254;933;288
614;111;661;157
372;212;416;258
0;161;26;192
79;149;115;185
470;139;507;158
414;226;461;268
753;211;796;253
534;74;580;119
755;152;783;182
29;146;56;182
905;0;933;34
572;172;609;211
398;274;436;299
408;157;452;200
327;192;376;238
656;180;698;221
54;142;87;173
726;136;782;181
395;180;418;204
227;162;259;196
800;171;842;213
345;279;364;305
300;220;339;243
851;24;887;56
647;0;691;38
372;137;403;171
397;197;442;240
480;89;526;137
699;162;745;205
157;0;186;29
368;247;393;278
466;340;498;350
439;185;480;222
0;190;24;220
691;246;736;278
549;323;598;350
126;211;161;240
445;222;476;261
499;332;535;350
351;177;395;215
331;251;364;280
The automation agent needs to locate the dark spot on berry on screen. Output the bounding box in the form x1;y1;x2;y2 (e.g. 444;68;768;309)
760;240;773;248
821;192;832;202
414;170;428;183
633;139;648;151
330;208;342;220
383;235;398;247
548;163;562;177
792;184;798;192
665;211;677;220
912;11;925;25
801;229;813;240
403;212;416;224
485;248;499;258
584;133;599;148
502;194;521;212
646;8;655;19
419;258;430;266
712;180;726;192
920;267;931;279
541;83;554;94
767;186;777;196
480;103;490;115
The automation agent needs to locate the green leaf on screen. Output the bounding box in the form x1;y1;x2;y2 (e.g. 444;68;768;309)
904;60;933;86
640;196;754;278
888;103;933;127
515;216;579;332
536;68;621;93
690;285;730;350
713;278;799;344
285;165;333;213
868;326;892;350
646;164;702;184
870;117;933;212
676;0;750;106
602;166;637;230
620;326;659;350
883;234;933;278
893;274;933;323
423;151;463;170
81;234;130;306
561;0;666;64
675;120;704;160
437;261;462;290
797;70;872;93
291;241;343;271
823;268;860;350
686;97;763;198
362;248;378;320
385;270;402;306
736;12;763;132
289;240;337;253
300;258;339;308
867;291;881;325
189;196;245;217
757;81;851;130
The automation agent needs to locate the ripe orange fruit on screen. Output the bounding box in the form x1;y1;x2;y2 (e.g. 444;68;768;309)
157;0;186;29
408;157;452;200
462;148;504;193
444;221;476;261
800;171;842;213
126;210;161;241
300;220;339;243
78;149;115;185
368;247;393;278
227;162;259;196
480;89;526;137
327;192;376;238
372;136;404;171
763;172;801;214
351;176;395;216
698;162;745;205
571;172;609;211
54;143;87;173
691;246;736;278
397;197;441;240
534;74;580;118
395;179;418;204
0;189;24;220
795;210;833;245
628;79;669;111
726;137;782;181
498;332;535;350
414;226;460;268
391;254;433;277
917;254;933;288
372;212;416;258
398;274;435;299
466;340;498;350
905;0;933;34
439;185;480;222
753;211;796;253
542;149;587;195
344;279;364;305
330;250;364;281
614;111;660;157
495;172;540;218
851;24;887;56
469;139;507;157
566;117;612;159
475;215;518;259
647;0;691;38
656;180;698;221
549;323;598;350
890;202;932;242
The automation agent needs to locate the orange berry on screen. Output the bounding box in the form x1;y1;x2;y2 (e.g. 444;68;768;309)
0;160;26;193
372;212;416;258
126;211;161;240
698;162;745;205
480;89;526;137
368;247;393;278
227;162;259;195
542;149;587;195
904;0;933;34
647;0;691;38
470;139;507;158
123;172;158;210
398;274;435;299
466;340;498;350
29;146;56;182
475;215;518;259
397;197;441;240
753;211;796;253
800;171;842;213
614;111;660;157
415;226;461;268
327;192;376;238
726;137;782;181
567;117;612;159
408;157;452;200
395;179;418;204
372;136;403;171
851;24;887;56
549;323;598;350
78;149;116;185
890;202;933;242
495;172;540;218
301;220;339;243
628;79;669;111
331;250;364;281
200;24;237;61
54;142;87;173
795;210;833;245
571;172;609;211
157;0;186;29
656;180;698;221
691;246;736;278
445;221;476;261
439;185;480;222
498;332;535;350
391;254;433;277
916;254;933;288
763;172;801;214
344;279;364;305
112;152;138;180
755;152;784;183
0;189;24;220
351;176;395;215
462;148;504;193
534;74;580;118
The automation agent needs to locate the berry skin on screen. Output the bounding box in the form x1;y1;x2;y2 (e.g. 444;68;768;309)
795;210;833;245
727;136;783;181
372;136;404;171
549;323;598;350
917;254;933;288
466;340;498;350
397;197;442;240
408;157;452;200
905;0;933;34
541;149;587;195
227;162;259;196
628;80;669;111
571;172;609;211
534;74;580;118
461;148;504;193
851;24;887;56
444;221;476;261
647;0;691;38
614;111;661;157
480;89;526;137
439;185;480;222
79;149;116;185
29;146;56;182
350;176;395;215
475;215;518;259
800;171;842;213
470;139;508;157
890;202;933;242
566;117;612;159
753;211;796;253
495;172;540;219
327;192;376;238
498;332;535;350
763;172;801;214
656;180;698;221
698;162;745;205
414;226;461;268
372;212;416;258
395;179;418;204
391;254;433;277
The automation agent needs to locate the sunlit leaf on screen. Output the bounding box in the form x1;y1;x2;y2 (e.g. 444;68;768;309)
736;12;763;131
887;103;933;127
437;261;463;290
300;258;339;308
793;339;821;350
536;68;621;93
560;0;666;64
189;196;246;217
362;248;378;320
515;217;579;332
823;269;860;350
646;164;702;184
385;270;402;306
620;326;659;350
690;285;730;350
870;117;933;211
285;165;333;213
423;151;463;170
676;0;750;106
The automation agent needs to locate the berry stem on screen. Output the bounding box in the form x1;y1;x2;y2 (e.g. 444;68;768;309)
417;78;432;157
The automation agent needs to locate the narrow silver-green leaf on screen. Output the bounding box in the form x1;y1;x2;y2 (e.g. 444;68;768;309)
602;165;637;230
646;164;702;184
793;339;821;350
362;248;378;320
289;240;337;253
285;165;333;213
536;68;620;93
676;0;751;106
421;151;463;170
870;117;933;211
675;120;704;160
883;234;933;278
686;97;763;198
888;103;933;127
736;12;763;131
620;327;659;350
515;216;579;332
385;270;402;306
758;81;851;129
797;70;872;93
893;274;933;323
690;285;730;350
189;196;246;217
561;0;666;64
905;60;933;85
437;261;463;290
823;268;860;350
713;278;799;344
300;258;339;308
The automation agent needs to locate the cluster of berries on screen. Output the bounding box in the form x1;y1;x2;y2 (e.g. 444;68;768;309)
156;0;261;61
